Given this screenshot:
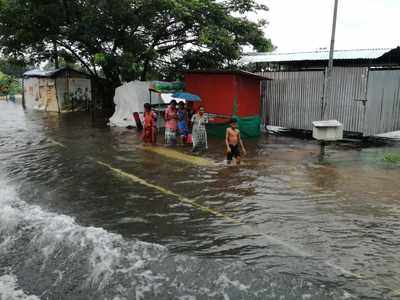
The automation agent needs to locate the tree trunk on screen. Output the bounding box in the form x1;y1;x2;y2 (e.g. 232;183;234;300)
140;58;150;81
53;40;59;69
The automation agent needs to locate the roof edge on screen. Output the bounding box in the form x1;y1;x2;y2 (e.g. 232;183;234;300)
185;69;271;80
23;67;91;78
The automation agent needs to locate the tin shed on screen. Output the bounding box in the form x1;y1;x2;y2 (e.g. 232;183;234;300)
184;70;269;138
23;67;91;112
184;70;267;117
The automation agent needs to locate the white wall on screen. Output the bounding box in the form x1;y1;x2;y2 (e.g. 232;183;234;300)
23;77;40;110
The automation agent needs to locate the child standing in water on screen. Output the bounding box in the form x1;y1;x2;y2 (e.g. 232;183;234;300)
225;118;246;164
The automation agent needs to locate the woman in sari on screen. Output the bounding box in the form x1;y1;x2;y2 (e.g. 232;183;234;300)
164;100;178;146
191;106;208;153
142;103;157;144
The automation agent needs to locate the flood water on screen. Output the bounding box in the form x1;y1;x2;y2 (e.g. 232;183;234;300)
1;101;400;299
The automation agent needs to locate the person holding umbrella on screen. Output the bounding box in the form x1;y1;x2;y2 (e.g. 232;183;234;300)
171;92;200;137
177;101;189;144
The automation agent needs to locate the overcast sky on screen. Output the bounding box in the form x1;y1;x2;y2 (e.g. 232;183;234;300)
254;0;400;52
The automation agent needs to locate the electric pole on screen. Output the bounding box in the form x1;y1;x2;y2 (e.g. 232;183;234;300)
321;0;339;120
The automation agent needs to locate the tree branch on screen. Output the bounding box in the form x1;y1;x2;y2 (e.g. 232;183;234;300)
56;40;96;76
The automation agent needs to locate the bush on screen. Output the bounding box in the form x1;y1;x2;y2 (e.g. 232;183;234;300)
384;153;400;164
0;72;21;95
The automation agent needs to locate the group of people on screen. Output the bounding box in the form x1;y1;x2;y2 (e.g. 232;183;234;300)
142;100;246;164
142;100;209;153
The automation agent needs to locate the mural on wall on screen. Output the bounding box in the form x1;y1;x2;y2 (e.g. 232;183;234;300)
61;78;91;111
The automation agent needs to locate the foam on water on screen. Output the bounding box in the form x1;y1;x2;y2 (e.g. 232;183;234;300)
0;179;167;298
0;274;40;300
0;178;348;299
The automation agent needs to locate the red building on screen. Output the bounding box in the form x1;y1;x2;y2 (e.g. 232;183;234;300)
184;70;268;118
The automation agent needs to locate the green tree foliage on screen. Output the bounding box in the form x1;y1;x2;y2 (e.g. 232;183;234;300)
0;0;272;84
0;57;27;77
0;71;21;95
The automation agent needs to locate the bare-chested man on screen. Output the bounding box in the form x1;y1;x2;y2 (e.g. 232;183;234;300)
225;118;246;164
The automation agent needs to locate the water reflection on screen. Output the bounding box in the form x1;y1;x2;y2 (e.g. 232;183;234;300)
1;101;400;299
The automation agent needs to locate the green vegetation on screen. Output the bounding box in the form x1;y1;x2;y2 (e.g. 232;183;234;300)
0;0;273;85
383;152;400;164
0;72;21;96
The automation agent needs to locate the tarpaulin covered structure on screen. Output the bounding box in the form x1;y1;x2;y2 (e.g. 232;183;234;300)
184;70;269;138
109;81;183;127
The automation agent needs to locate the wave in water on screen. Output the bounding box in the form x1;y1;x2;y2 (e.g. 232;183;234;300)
0;274;40;300
0;178;348;299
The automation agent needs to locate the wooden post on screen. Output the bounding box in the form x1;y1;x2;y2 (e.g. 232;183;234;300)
66;71;71;110
22;78;26;109
54;78;61;113
91;77;95;122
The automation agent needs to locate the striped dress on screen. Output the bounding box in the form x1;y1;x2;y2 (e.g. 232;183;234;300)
191;113;208;152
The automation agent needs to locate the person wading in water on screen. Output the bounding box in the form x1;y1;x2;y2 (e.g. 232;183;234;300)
191;106;208;153
164;100;178;146
225;118;246;164
142;103;157;144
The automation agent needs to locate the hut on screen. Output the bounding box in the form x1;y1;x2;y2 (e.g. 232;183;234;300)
23;67;91;112
239;47;400;136
184;70;269;138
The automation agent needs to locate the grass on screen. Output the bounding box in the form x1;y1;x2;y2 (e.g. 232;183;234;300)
383;152;400;164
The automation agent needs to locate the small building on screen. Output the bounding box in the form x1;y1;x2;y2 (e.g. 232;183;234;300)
184;70;269;138
185;70;267;117
241;47;400;136
23;67;92;112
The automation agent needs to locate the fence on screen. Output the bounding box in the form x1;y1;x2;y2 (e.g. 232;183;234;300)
260;67;400;136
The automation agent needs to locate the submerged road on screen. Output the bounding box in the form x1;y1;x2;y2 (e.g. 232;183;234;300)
1;101;400;299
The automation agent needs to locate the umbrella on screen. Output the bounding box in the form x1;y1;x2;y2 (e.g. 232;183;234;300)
171;92;201;102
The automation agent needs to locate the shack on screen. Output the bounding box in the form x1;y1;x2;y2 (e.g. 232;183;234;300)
239;47;400;136
184;70;269;138
23;67;91;112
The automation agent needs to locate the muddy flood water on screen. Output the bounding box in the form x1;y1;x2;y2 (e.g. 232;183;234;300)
1;101;400;300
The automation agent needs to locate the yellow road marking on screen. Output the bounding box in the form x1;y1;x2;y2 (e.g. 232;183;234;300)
141;146;214;167
48;139;391;287
97;160;237;223
48;138;67;149
95;160;367;279
391;289;400;296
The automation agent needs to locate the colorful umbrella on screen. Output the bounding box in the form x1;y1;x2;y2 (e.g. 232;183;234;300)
171;92;201;102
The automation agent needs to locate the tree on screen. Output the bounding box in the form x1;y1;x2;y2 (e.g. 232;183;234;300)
0;0;272;85
0;71;21;95
0;57;28;77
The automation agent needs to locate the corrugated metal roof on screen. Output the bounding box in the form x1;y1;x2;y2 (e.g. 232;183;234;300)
186;69;271;80
23;67;91;78
23;69;59;77
240;48;391;64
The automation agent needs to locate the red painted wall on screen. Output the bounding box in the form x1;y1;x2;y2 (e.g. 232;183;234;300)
185;72;261;118
185;73;236;116
237;75;261;116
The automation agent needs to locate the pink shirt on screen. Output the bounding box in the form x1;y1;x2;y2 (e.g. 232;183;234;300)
164;106;177;130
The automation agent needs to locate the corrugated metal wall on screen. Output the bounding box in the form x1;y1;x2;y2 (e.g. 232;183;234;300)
325;67;368;133
260;67;400;135
365;69;400;135
260;70;324;130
